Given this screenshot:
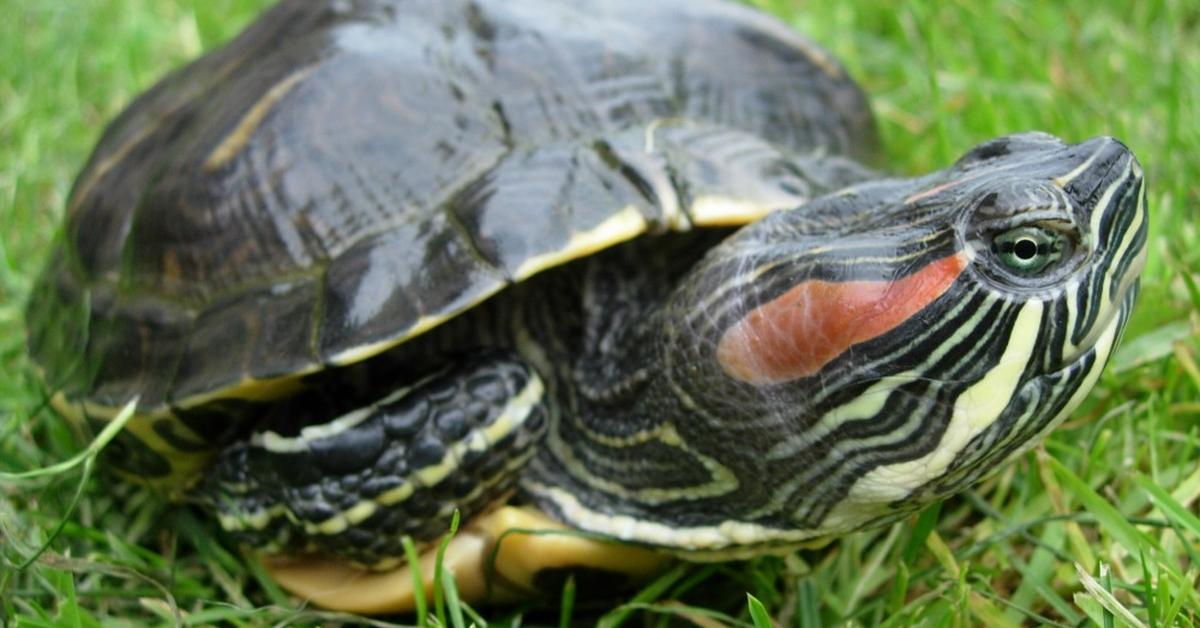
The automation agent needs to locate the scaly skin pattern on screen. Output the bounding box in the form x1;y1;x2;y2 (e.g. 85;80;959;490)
202;353;547;567
523;133;1146;557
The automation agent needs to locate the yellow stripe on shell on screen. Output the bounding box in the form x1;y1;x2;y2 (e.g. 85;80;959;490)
79;193;741;417
175;370;312;410
324;277;510;368
66;123;159;215
203;66;316;171
641;118;692;231
325;310;457;368
327;204;664;370
65;49;257;213
688;196;776;226
512;205;648;281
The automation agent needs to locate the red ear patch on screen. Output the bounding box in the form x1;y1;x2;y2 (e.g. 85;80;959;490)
716;253;967;385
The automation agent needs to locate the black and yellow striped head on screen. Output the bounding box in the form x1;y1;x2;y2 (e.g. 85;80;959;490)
664;133;1145;542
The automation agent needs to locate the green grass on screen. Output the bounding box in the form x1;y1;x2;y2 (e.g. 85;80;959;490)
2;0;1198;625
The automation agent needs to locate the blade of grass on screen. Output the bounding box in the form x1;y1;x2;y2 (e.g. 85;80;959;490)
923;530;960;580
972;588;1074;628
57;568;83;628
10;407;150;575
440;564;465;628
885;561;910;614
557;575;575;628
1036;449;1098;572
432;509;462;628
607;601;751;628
1132;474;1200;539
597;563;689;628
459;601;488;628
400;535;427;628
1075;563;1146;628
795;579;822;628
1138;549;1156;628
747;593;773;628
1005;525;1083;624
0;399;136;482
1042;454;1156;555
967;591;1020;628
1172;342;1200;394
901;501;942;563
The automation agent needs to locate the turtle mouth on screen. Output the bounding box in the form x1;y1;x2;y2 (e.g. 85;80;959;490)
1051;137;1147;367
1060;176;1147;367
1061;262;1142;367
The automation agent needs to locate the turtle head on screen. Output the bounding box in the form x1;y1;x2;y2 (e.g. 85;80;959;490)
952;133;1147;372
661;132;1145;538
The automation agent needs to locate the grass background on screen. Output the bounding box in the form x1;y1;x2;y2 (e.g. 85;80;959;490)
1;0;1198;625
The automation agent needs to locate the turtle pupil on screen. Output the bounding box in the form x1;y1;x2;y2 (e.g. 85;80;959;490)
991;226;1067;275
1013;238;1038;260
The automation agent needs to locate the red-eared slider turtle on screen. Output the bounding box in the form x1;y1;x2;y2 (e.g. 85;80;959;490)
27;0;1147;614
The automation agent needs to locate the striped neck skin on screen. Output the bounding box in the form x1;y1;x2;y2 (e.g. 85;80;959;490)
526;133;1147;555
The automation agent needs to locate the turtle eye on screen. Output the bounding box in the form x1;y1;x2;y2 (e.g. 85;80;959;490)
991;226;1068;274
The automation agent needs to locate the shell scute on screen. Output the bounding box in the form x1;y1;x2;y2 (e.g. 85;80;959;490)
29;0;876;416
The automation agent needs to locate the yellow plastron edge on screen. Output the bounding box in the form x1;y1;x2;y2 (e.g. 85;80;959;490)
262;505;671;614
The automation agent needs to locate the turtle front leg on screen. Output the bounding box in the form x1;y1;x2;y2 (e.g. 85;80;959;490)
198;351;547;565
198;352;668;613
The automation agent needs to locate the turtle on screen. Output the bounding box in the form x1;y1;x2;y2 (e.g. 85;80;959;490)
26;0;1147;615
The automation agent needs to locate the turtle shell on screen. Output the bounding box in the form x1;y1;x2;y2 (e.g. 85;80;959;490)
27;0;876;424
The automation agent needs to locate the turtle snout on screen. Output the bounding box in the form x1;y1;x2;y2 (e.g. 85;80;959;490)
955;131;1068;168
1064;136;1146;284
1052;136;1140;203
1054;136;1147;366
